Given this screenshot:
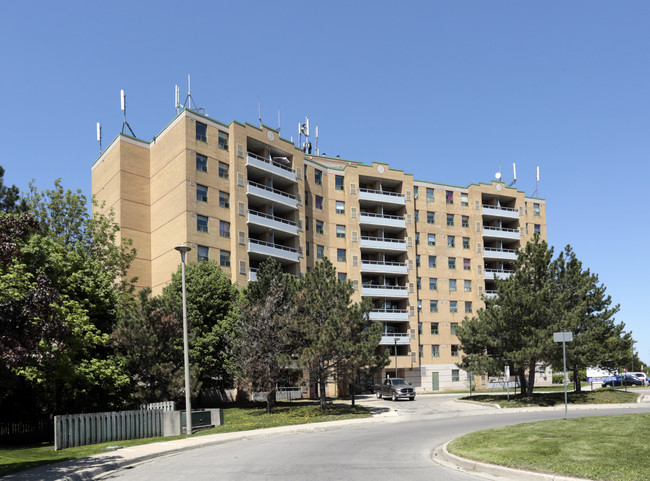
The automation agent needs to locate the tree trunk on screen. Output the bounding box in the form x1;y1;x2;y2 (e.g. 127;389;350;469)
266;388;276;414
518;369;527;396
319;366;327;411
573;365;581;393
350;382;355;408
526;362;536;398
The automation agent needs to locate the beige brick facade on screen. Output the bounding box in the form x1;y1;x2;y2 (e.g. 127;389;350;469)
92;109;547;392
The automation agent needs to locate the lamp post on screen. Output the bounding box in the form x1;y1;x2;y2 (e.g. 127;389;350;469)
394;337;398;378
175;244;192;435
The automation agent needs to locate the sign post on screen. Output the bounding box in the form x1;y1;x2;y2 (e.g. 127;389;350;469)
553;331;573;420
504;365;510;401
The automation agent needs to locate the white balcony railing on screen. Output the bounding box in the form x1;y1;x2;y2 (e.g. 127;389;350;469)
246;152;296;182
247;181;297;209
379;334;411;345
482;204;520;219
248;239;299;262
482;225;521;240
247;210;298;235
359;188;406;206
484;268;514;280
362;284;409;298
482;246;518;261
359;212;406;229
360;260;408;274
360;236;407;252
369;309;409;321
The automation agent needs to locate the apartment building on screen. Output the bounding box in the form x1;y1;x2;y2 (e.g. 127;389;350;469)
91;109;547;392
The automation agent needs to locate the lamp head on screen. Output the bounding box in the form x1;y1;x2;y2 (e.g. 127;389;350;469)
175;244;192;256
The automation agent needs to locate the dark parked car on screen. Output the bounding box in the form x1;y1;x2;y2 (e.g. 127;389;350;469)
602;374;643;387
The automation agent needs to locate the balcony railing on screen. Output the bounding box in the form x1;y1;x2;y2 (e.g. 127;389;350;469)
482;204;517;212
247;152;295;174
248;181;297;201
248;209;297;229
484;247;516;254
380;333;411;345
249;238;297;254
359;188;403;198
483;226;519;234
484;268;514;280
369;308;409;321
361;259;408;274
361;236;405;244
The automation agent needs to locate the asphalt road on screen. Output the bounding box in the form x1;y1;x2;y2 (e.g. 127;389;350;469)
100;393;650;481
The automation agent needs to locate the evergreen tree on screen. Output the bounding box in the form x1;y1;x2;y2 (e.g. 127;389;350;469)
0;166;26;213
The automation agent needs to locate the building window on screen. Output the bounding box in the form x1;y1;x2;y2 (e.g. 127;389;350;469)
316;245;324;259
462;215;469;228
336;201;345;214
196;184;208;202
220;250;230;267
197;245;209;262
534;203;540;216
197;215;208;232
196;153;207;172
419;344;423;358
417;300;422;313
416;255;420;267
218;162;229;179
336;224;345;238
413;186;419;199
306;242;310;256
446;190;453;204
430;300;438;313
449;279;457;292
426;188;434;202
315;169;322;185
218;131;229;150
465;301;473;313
450;323;458;336
462;237;470;249
415;233;420;245
305;217;310;231
448;235;455;248
428;234;436;246
338;272;347;282
448;257;456;269
416;277;421;290
304;191;309;205
447;214;454;226
219;191;230;208
431;322;439;335
432;345;440;357
463;258;471;271
415;210;419;223
315;195;323;210
428;256;436;268
450;301;458;313
464;280;472;292
451;368;460;380
316;220;324;234
429;277;437;290
461;192;468;206
427;211;434;224
337;248;346;262
451;347;460;359
196;122;207;142
220;221;230;238
335;175;344;190
534;224;541;234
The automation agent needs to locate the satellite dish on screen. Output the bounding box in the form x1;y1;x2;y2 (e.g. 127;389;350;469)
495;172;502;180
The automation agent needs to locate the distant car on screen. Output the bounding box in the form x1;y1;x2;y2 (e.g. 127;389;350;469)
602;374;643;387
630;372;649;386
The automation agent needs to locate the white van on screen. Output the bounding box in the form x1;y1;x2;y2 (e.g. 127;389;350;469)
630;372;648;386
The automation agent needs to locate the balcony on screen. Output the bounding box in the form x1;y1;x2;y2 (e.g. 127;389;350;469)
482;246;518;261
482;204;519;219
359;212;406;229
484;268;514;280
484;290;498;299
360;260;408;275
248;210;298;236
246;152;296;183
248;239;299;263
379;333;411;346
369;309;409;321
482;225;521;240
249;269;257;282
247;181;297;210
359;188;405;206
362;284;409;298
384;355;416;369
360;236;407;252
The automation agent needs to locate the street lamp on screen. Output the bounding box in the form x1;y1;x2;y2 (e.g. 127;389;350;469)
394;337;398;378
175;244;192;435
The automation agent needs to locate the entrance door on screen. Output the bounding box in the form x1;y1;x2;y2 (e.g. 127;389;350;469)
432;372;439;391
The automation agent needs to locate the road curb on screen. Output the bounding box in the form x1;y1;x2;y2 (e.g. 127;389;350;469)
433;441;590;481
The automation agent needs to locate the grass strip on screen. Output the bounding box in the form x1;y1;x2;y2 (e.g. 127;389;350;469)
460;388;640;407
448;414;650;481
0;402;369;477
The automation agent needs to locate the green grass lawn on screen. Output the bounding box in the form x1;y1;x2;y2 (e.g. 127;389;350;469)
0;402;370;477
448;414;650;481
460;388;640;407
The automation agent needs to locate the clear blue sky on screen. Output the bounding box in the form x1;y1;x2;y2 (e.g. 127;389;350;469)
1;1;648;365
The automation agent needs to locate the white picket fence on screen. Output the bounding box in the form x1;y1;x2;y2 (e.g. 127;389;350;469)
54;409;163;450
140;401;176;411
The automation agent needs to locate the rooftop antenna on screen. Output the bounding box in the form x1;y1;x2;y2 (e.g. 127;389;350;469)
182;75;204;114
120;89;136;137
508;162;517;187
300;117;311;153
258;100;262;127
278;109;281;134
97;122;102;154
175;85;181;114
315;125;319;155
532;166;540;196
